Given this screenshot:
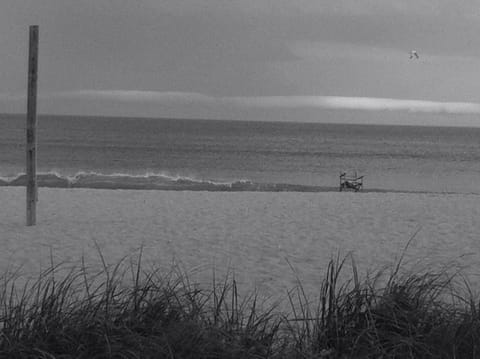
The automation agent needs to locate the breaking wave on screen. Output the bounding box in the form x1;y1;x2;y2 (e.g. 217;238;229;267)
0;171;334;192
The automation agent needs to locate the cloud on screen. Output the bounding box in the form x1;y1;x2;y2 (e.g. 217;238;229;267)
46;90;214;103
227;96;480;114
35;90;480;115
4;90;480;116
150;0;478;18
313;96;480;114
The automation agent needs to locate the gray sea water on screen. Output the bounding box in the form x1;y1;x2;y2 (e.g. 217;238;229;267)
2;113;480;193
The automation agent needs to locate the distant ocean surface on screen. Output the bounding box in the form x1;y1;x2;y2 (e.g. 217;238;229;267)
2;113;480;194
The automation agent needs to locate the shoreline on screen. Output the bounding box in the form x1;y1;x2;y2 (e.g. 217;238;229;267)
2;183;479;196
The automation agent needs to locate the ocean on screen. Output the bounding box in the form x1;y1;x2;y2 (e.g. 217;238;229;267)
2;113;480;194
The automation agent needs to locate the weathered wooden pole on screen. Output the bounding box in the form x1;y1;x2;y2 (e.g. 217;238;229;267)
26;25;39;226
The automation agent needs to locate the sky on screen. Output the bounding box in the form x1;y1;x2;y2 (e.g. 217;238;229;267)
2;0;480;125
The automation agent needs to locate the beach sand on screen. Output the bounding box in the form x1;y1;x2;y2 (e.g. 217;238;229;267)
2;187;480;301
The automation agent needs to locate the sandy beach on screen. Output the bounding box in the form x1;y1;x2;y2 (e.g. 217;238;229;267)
2;187;480;300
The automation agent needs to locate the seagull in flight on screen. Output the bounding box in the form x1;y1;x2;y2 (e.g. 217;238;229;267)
409;50;419;59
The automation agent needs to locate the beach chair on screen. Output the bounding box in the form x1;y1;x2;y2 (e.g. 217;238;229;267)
339;171;364;192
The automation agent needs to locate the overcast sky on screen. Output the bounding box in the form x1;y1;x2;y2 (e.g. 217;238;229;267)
2;0;480;125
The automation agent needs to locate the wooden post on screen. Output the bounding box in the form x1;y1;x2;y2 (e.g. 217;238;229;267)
26;25;39;226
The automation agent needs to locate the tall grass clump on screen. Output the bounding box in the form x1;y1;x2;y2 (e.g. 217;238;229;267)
0;249;283;359
0;246;480;358
284;250;480;359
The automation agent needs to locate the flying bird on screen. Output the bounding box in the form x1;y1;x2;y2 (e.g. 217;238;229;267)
409;50;419;59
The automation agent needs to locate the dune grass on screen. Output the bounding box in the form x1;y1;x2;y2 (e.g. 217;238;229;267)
0;249;479;358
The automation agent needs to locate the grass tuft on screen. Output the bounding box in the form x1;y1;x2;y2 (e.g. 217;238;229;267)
0;249;479;358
